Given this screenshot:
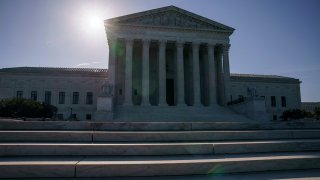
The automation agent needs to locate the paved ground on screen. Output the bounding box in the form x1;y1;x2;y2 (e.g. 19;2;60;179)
11;169;320;180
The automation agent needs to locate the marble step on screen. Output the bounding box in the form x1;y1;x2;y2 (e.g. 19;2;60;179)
0;152;320;178
0;131;92;142
113;105;251;121
1;120;320;131
93;129;320;142
1;139;320;156
1;129;320;142
10;169;320;180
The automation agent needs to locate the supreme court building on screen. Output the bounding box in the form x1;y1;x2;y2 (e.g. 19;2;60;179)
106;6;233;107
0;6;301;121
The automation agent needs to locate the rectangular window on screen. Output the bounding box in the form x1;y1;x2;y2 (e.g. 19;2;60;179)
45;91;51;105
271;96;276;107
86;92;93;104
59;92;65;104
72;92;79;104
31;91;37;101
281;96;287;107
57;114;64;120
16;91;23;98
86;114;92;120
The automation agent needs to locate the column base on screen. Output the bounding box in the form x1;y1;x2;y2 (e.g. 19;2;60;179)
209;102;218;107
140;103;151;107
158;103;168;107
123;102;134;107
193;103;203;107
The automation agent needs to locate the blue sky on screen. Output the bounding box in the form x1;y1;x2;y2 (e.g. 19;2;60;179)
0;0;319;101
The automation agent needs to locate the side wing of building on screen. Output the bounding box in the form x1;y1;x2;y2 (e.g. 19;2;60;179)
0;67;107;121
230;74;301;120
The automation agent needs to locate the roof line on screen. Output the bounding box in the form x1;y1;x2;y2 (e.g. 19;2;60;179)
105;5;234;32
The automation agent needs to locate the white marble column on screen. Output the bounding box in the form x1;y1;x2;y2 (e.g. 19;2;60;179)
216;46;224;106
123;38;133;106
192;42;201;106
208;43;217;105
107;37;117;94
222;44;231;106
176;41;185;106
158;40;167;106
141;39;150;106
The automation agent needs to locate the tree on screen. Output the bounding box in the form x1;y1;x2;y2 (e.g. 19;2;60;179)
0;98;57;118
281;109;304;121
302;110;313;118
315;107;320;120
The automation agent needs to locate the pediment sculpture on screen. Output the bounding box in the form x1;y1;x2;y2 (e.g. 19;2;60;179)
116;11;225;30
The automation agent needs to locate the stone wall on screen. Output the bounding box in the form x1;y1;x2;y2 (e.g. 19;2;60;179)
0;68;106;121
230;75;301;120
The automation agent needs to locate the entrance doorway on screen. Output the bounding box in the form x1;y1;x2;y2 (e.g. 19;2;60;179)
166;79;175;106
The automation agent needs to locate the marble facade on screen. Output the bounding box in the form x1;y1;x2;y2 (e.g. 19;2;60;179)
105;6;234;107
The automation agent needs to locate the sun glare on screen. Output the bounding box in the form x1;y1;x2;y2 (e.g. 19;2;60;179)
84;14;103;31
79;8;105;36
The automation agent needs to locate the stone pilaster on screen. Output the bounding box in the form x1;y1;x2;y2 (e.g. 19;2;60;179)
192;42;201;106
208;43;217;105
158;40;167;106
176;41;185;106
123;38;133;106
141;39;150;106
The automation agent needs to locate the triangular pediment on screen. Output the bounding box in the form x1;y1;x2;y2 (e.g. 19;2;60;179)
106;6;234;32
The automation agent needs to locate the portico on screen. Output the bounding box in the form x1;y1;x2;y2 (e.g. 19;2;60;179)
105;6;234;109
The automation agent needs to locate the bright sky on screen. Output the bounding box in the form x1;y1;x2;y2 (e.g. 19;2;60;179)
0;0;319;102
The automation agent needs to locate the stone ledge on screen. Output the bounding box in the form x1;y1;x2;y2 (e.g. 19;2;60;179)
1;120;320;131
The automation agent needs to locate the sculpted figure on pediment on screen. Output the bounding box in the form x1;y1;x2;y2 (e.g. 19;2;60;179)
120;11;223;30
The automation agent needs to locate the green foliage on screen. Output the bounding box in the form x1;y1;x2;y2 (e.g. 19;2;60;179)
315;107;320;119
315;107;320;115
281;109;304;121
302;110;314;118
0;98;57;118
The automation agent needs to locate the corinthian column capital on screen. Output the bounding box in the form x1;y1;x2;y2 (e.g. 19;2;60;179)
176;40;184;48
107;37;117;46
208;43;216;49
142;38;151;45
222;44;231;53
192;42;201;48
158;39;167;45
125;38;134;45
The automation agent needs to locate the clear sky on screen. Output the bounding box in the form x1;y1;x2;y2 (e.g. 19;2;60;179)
0;0;319;102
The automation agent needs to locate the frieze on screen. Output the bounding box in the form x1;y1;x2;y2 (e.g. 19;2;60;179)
107;25;230;44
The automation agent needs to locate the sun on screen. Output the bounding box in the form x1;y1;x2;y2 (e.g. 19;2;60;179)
79;9;105;36
84;14;103;31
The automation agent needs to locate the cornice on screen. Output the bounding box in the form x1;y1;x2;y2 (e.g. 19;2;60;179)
108;24;233;35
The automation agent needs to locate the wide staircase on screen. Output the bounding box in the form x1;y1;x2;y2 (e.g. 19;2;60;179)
0;120;320;178
114;105;252;122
